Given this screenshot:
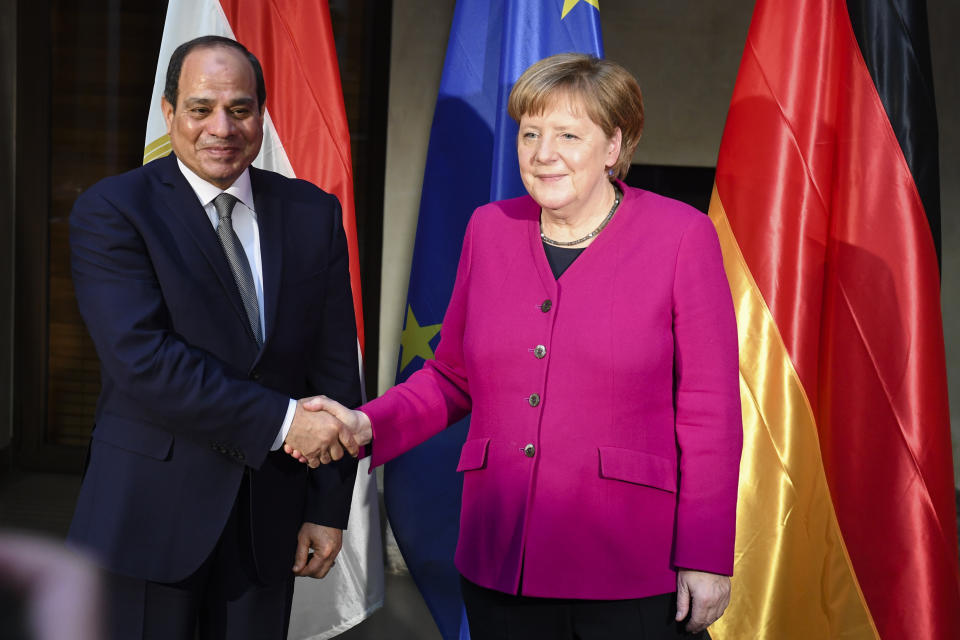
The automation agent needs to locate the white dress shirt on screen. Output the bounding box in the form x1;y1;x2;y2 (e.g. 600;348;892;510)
177;159;296;450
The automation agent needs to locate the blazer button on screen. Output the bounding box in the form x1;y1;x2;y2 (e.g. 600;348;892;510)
540;300;552;313
528;393;540;407
533;345;546;359
523;443;536;458
251;371;262;381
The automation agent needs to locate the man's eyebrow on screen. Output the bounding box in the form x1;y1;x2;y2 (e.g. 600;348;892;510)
182;97;214;107
181;97;256;107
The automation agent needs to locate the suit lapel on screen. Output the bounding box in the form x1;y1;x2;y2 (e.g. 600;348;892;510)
153;154;257;344
250;167;283;351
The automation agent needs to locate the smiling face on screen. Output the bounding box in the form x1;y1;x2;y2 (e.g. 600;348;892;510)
517;95;621;219
161;45;264;189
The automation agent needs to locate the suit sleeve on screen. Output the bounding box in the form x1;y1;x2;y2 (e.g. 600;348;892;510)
303;196;362;528
671;213;743;575
70;187;288;469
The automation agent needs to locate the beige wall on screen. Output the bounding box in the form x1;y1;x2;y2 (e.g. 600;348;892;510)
379;0;455;395
930;0;960;486
603;0;751;167
382;0;960;485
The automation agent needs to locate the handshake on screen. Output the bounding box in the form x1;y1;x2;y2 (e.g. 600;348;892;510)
282;396;373;468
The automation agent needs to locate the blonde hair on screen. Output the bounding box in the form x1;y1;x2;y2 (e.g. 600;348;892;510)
508;53;644;180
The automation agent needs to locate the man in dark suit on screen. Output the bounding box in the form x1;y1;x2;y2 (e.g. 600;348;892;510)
67;36;361;639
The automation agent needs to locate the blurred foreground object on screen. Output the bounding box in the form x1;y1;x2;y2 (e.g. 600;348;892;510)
0;532;102;640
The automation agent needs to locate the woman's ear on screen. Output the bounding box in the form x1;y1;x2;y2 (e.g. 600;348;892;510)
607;127;623;167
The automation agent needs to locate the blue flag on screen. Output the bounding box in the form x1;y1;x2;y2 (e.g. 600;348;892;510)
385;1;604;637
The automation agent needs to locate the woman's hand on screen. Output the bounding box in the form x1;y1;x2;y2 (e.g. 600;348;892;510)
675;569;731;633
284;395;373;464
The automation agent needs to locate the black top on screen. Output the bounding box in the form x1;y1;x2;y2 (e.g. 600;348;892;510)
542;242;586;279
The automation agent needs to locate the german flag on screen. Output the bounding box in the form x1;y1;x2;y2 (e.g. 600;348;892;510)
707;1;958;638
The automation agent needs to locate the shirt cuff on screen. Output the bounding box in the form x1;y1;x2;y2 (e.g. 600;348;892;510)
271;399;298;451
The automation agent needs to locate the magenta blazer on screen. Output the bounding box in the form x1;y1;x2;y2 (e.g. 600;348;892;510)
364;182;742;600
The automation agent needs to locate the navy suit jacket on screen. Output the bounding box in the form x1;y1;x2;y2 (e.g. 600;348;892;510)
67;153;361;585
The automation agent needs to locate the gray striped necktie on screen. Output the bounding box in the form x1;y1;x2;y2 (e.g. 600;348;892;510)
213;192;263;345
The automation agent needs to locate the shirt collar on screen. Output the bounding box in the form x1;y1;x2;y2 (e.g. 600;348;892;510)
176;158;256;215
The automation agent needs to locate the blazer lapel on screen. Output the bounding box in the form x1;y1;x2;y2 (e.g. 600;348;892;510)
250;167;283;351
153;154;256;343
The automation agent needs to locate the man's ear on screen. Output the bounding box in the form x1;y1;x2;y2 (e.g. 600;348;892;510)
161;96;174;134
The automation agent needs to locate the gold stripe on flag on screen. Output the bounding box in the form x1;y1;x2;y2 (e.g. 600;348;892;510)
143;134;171;164
707;188;879;640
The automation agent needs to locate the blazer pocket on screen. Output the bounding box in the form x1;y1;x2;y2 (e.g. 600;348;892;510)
598;446;676;493
456;438;490;472
93;413;174;461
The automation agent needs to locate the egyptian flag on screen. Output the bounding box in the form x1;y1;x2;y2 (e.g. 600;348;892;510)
143;1;384;638
707;0;958;639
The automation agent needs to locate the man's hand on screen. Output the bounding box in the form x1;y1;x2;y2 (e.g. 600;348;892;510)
284;399;359;468
675;569;731;633
302;396;372;446
285;396;372;465
292;523;342;578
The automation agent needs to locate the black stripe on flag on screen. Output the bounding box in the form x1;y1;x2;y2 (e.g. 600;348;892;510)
846;0;941;266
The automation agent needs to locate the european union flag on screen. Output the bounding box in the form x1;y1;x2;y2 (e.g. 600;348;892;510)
385;1;604;637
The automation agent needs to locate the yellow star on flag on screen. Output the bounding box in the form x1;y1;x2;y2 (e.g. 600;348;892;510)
561;0;600;19
399;305;442;372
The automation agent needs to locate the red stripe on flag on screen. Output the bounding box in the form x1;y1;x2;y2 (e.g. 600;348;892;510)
220;0;365;353
716;0;959;638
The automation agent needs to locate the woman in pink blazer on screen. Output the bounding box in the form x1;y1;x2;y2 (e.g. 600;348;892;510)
294;54;742;639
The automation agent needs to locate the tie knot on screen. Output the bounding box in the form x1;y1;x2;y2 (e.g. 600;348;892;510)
213;192;238;221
